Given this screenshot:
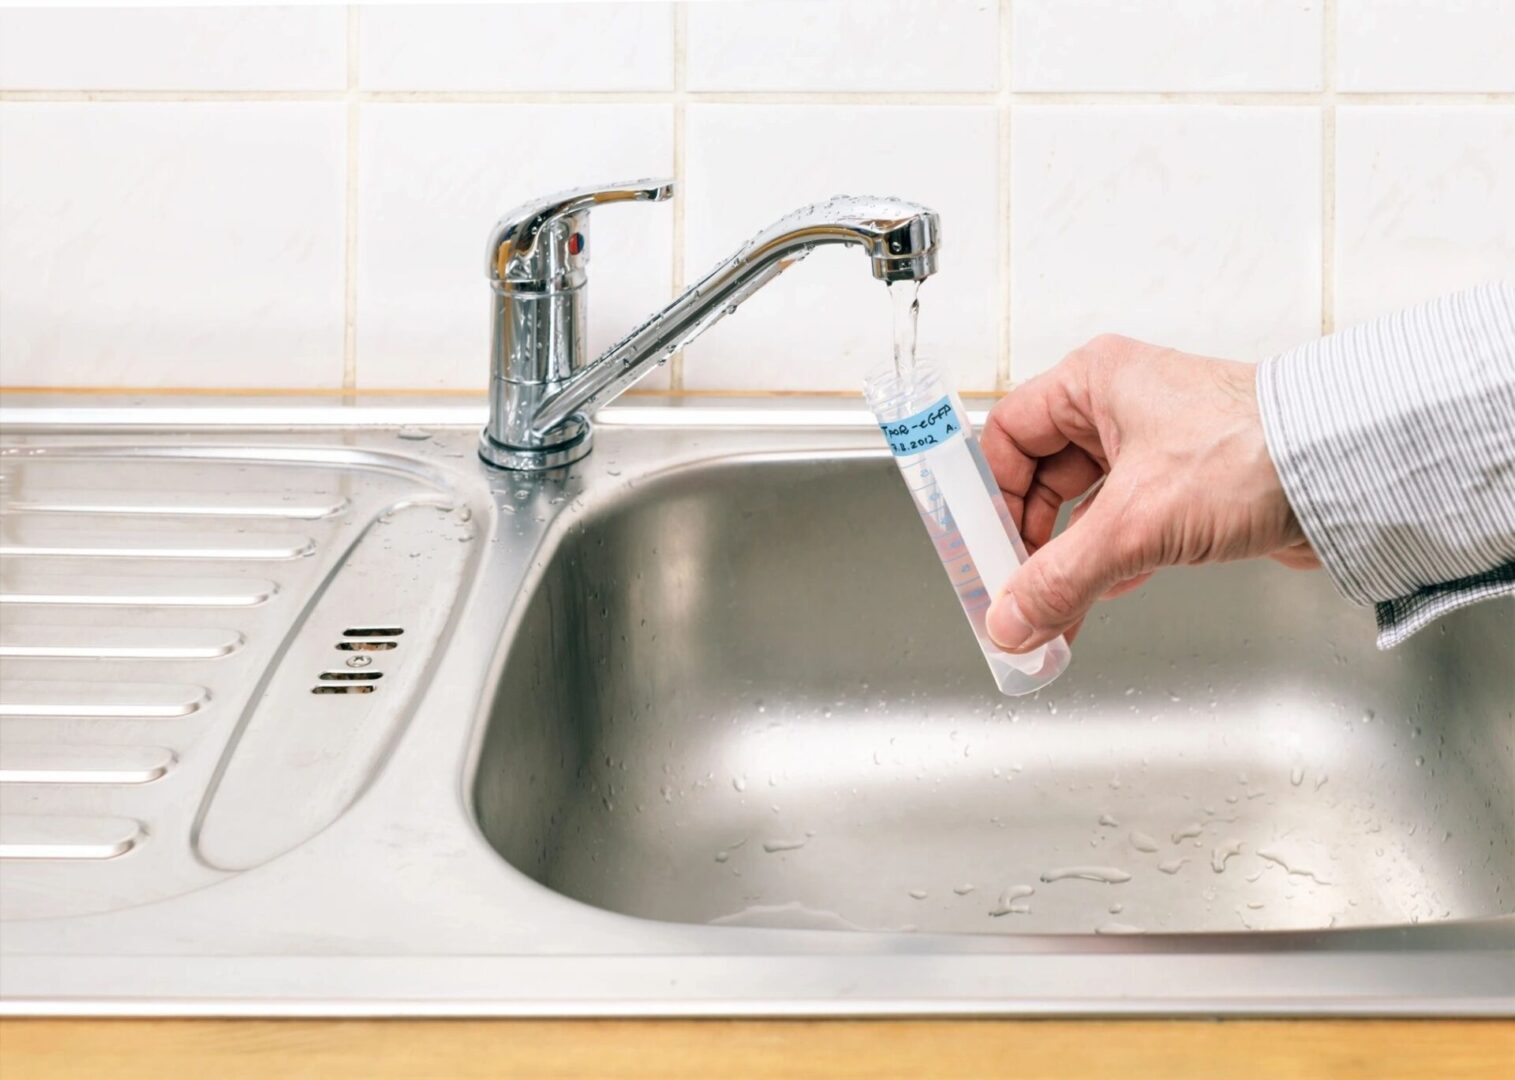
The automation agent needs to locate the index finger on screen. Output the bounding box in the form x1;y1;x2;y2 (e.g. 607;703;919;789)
980;359;1106;496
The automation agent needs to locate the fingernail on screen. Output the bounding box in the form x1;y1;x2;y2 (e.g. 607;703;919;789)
987;593;1033;651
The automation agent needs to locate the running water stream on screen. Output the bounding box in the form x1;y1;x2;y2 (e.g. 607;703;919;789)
889;280;922;381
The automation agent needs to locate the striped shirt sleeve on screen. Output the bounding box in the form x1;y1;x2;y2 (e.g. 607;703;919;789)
1256;279;1515;649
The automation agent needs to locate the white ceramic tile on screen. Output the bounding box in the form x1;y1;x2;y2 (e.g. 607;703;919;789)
1338;0;1515;91
0;103;346;389
359;3;673;92
355;104;674;390
1010;106;1321;379
686;0;999;92
1334;107;1515;327
681;105;999;392
0;6;347;91
1012;0;1323;91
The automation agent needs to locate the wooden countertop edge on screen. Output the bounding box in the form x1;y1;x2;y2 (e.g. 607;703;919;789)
3;1018;1512;1079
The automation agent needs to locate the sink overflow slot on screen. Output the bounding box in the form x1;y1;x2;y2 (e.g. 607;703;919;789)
320;627;402;688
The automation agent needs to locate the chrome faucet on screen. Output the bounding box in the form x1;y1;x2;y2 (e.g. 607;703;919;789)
478;179;941;471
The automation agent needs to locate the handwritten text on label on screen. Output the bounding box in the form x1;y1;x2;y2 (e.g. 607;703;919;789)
879;395;962;457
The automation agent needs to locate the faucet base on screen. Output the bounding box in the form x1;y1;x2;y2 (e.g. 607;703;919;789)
478;424;594;472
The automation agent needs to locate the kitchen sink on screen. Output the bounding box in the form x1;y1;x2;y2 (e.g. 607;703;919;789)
474;455;1514;935
1;398;1511;1016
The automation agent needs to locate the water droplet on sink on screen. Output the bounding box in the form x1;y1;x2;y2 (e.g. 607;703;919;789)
1158;858;1188;875
1211;839;1243;873
396;425;431;440
1130;831;1161;853
987;884;1035;916
1097;921;1144;935
1290;765;1305;786
732;776;746;792
1098;813;1120;828
1108;902;1124;914
989;903;1032;917
953;884;975;895
1040;865;1132;885
762;837;807;854
1172;822;1203;844
1257;847;1333;885
908;889;928;900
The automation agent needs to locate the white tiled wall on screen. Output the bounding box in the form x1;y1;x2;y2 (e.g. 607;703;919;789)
1010;106;1322;377
1334;106;1515;326
1;1;1512;394
1011;0;1323;92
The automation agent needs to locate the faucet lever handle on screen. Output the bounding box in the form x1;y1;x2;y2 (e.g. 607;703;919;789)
488;178;674;285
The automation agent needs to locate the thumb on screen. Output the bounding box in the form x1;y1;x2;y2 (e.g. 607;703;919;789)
987;495;1137;652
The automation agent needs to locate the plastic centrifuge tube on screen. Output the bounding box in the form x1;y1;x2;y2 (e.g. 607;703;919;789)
864;362;1071;696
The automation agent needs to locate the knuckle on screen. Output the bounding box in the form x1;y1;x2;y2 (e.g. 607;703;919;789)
1080;332;1135;358
1070;333;1142;395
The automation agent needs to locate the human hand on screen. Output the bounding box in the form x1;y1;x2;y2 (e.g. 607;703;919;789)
980;334;1318;652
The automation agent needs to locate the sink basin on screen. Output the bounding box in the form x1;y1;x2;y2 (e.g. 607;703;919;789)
1;399;1510;1016
474;455;1514;935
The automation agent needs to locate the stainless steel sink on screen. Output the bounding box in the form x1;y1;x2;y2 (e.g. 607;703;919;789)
474;454;1514;936
1;398;1511;1016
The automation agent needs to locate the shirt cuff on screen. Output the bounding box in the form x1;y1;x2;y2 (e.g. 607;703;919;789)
1256;280;1515;648
1375;565;1515;649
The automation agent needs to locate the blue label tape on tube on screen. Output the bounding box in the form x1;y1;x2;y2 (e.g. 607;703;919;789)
878;395;961;457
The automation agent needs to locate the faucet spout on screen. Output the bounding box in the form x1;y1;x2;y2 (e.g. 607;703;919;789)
528;196;940;441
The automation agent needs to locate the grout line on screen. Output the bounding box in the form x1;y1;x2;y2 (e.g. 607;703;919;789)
7;88;1515;106
0;384;1003;400
341;6;361;392
1320;0;1338;337
668;4;688;390
0;90;350;102
996;0;1014;392
351;90;675;105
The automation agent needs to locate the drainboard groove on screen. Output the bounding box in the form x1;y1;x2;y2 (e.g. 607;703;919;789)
0;574;278;607
0;745;175;785
0;626;244;660
0;535;316;560
0;815;142;859
0;680;209;718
